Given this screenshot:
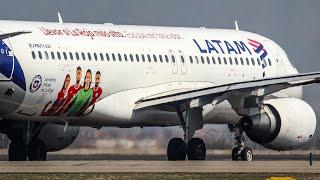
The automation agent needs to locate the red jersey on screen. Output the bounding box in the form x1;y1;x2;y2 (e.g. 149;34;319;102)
90;87;102;105
57;89;67;101
65;84;82;104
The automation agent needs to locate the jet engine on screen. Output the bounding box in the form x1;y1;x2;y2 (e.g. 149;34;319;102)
240;98;316;150
37;123;79;152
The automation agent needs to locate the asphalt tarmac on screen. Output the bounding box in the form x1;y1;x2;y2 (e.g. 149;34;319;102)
0;160;318;173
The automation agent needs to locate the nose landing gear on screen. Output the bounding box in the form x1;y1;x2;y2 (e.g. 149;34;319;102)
230;124;253;161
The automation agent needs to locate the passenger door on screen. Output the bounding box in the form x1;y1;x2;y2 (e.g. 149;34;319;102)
169;50;178;74
177;50;187;75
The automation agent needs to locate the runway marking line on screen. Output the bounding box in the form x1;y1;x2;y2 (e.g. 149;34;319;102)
267;177;296;180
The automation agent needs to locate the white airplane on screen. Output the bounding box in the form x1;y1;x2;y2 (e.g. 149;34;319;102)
0;17;318;161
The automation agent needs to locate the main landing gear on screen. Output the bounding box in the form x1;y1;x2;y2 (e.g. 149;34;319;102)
167;107;206;161
167;137;206;161
229;124;253;161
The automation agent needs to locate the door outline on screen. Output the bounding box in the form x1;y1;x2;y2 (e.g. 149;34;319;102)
169;50;178;74
177;50;187;74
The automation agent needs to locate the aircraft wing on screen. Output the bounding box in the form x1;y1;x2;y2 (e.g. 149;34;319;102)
0;31;31;40
134;72;320;110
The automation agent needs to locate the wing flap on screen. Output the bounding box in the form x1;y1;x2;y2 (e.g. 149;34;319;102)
134;72;320;110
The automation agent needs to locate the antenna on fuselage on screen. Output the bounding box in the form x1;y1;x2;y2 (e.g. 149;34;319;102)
234;20;239;30
58;12;63;23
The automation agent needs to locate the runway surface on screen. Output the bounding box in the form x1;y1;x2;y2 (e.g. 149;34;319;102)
0;160;319;173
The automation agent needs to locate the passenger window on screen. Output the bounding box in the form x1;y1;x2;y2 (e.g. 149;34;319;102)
51;52;55;60
240;58;244;65
136;54;140;62
165;55;169;63
69;52;73;60
38;51;42;60
124;54;128;61
201;56;205;64
63;52;67;60
100;53;104;61
171;55;176;63
229;57;233;65
81;52;86;60
44;51;49;60
141;54;145;62
159;55;163;63
234;57;238;65
246;58;249;65
88;53;92;61
251;58;255;66
147;54;151;62
212;57;216;64
106;53;110;61
268;58;272;66
130;54;134;62
206;56;210;64
57;52;61;60
112;53;116;61
218;57;221;64
181;56;185;63
31;51;36;59
75;52;79;60
153;54;157;62
257;58;261;66
118;53;122;62
223;57;227;65
189;56;193;64
195;56;199;64
94;53;98;61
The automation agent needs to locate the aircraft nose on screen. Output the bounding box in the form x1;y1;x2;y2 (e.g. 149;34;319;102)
0;40;26;115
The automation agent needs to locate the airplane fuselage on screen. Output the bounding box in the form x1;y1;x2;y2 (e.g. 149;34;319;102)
0;21;302;127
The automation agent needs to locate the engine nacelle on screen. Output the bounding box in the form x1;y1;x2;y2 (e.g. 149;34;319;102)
37;123;79;152
240;98;316;150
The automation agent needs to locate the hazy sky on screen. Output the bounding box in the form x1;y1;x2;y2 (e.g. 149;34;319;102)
0;0;319;109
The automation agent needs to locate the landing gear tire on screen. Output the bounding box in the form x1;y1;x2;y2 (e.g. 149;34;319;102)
231;147;239;161
8;141;27;161
231;147;253;161
28;140;47;161
187;138;206;160
167;138;187;161
240;147;253;161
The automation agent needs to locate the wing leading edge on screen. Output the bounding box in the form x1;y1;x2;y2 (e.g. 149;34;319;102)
134;72;320;110
0;31;31;40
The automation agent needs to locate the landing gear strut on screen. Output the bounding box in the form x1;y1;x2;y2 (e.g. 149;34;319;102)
230;124;253;161
167;107;206;161
7;121;47;161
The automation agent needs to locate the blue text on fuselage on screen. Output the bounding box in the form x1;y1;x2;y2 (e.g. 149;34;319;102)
193;39;252;55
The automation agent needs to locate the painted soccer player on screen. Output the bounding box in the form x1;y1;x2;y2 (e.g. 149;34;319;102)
58;66;83;115
41;74;71;116
79;71;103;115
66;69;93;116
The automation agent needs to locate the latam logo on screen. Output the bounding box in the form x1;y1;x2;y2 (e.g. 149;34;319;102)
193;38;269;78
248;39;268;77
